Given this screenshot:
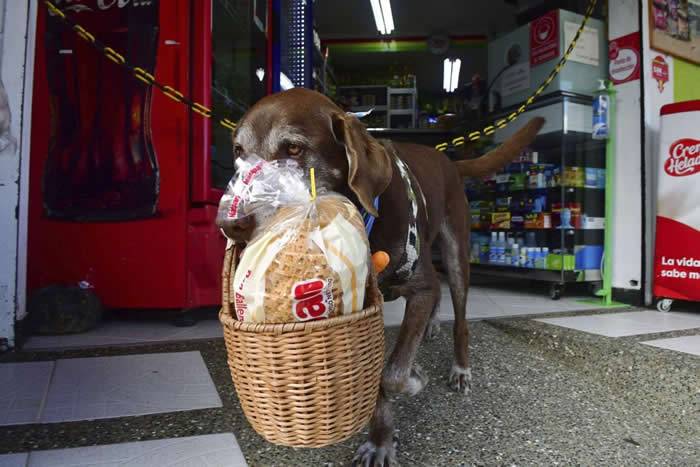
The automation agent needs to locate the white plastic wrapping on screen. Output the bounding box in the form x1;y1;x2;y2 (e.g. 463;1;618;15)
217;156;370;323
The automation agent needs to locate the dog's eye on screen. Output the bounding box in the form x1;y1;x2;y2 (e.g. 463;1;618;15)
286;143;303;157
233;144;244;158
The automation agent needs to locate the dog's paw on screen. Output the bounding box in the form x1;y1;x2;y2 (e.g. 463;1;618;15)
352;437;397;467
449;364;472;395
425;317;441;341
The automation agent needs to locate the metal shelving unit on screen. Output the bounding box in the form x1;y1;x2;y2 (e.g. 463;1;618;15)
468;93;607;299
338;81;418;128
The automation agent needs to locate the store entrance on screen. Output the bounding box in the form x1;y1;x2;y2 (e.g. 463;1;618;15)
314;0;610;315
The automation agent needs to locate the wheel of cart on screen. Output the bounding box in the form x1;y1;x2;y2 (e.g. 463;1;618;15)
549;283;564;300
655;298;674;312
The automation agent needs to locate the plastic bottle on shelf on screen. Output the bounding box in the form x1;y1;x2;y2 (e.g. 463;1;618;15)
542;247;550;269
504;235;514;266
520;246;529;268
534;247;544;269
489;232;498;264
511;243;520;267
497;232;507;264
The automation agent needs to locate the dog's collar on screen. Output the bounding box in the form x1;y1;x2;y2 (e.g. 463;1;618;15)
360;197;380;236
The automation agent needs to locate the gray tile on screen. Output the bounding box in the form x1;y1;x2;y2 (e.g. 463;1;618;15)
383;284;595;325
24;320;223;351
536;311;700;337
641;334;700;356
0;362;54;426
41;352;222;423
0;453;28;467
27;433;246;466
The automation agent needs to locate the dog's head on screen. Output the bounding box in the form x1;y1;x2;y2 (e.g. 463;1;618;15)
232;88;392;216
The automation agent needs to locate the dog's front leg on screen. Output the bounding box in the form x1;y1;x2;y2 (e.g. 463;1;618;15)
353;388;396;466
353;277;438;466
382;285;438;396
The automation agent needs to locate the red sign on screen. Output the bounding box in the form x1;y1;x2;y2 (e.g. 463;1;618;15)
530;11;560;66
608;32;641;85
652;55;669;93
665;139;700;177
654;104;700;302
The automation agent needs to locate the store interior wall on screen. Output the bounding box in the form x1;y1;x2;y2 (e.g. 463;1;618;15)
0;0;36;347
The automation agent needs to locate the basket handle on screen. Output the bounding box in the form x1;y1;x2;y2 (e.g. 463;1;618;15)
221;243;241;318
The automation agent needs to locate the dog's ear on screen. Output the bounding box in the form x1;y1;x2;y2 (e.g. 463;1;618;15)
331;113;392;217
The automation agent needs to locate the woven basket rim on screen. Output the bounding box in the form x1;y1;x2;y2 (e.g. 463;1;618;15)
219;300;382;334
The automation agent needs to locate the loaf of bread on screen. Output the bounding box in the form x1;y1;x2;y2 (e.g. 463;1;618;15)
232;194;369;323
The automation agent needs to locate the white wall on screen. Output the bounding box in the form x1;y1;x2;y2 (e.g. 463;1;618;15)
608;0;644;294
640;0;675;305
0;0;36;347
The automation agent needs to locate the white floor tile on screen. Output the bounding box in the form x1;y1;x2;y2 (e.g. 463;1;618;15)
0;362;54;426
382;285;595;326
24;320;223;351
641;335;700;356
536;311;700;337
0;453;28;467
27;433;246;467
41;352;222;423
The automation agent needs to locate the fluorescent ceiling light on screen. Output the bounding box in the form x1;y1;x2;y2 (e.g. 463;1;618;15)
280;72;295;90
370;0;394;35
443;58;461;93
443;58;451;93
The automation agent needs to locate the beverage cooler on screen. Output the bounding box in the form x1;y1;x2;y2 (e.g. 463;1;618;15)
27;0;274;311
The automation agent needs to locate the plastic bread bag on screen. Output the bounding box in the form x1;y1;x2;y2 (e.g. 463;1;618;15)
216;155;310;235
218;158;371;323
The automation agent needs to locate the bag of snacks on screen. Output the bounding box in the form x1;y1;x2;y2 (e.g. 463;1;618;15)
217;156;370;323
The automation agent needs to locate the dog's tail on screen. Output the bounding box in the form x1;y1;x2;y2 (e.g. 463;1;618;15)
454;117;545;178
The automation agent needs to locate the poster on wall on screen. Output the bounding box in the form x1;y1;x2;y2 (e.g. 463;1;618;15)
530;10;559;66
652;55;670;92
608;32;641;85
653;101;700;302
564;21;599;66
649;0;700;65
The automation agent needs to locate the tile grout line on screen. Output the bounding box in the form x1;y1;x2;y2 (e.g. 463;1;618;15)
35;360;57;424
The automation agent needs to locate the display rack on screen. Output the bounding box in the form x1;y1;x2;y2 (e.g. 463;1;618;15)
468;93;606;299
337;79;418;129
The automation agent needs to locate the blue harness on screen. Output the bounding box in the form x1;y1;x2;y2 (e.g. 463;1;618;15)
361;197;380;236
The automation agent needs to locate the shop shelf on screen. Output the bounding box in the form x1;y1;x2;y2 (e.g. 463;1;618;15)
468;93;607;295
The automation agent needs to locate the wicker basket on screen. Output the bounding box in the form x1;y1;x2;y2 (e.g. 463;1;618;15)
219;244;385;448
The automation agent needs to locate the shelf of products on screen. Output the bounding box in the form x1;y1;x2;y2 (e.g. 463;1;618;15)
337;79;418;129
468;94;606;296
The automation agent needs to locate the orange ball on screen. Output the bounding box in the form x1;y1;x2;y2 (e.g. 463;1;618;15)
371;251;390;273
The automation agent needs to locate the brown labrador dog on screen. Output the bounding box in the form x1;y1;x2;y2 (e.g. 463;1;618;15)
221;88;544;466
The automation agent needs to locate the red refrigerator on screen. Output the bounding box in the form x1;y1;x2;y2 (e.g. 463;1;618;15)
28;0;270;311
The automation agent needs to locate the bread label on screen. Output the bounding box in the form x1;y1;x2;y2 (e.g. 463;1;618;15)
291;278;335;321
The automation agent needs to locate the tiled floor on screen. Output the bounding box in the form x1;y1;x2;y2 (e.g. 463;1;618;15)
24;319;223;351
536;310;700;337
0;362;54;426
41;351;222;423
0;352;221;426
383;284;600;326
0;434;247;467
22;285;600;351
641;334;700;356
0;453;28;467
